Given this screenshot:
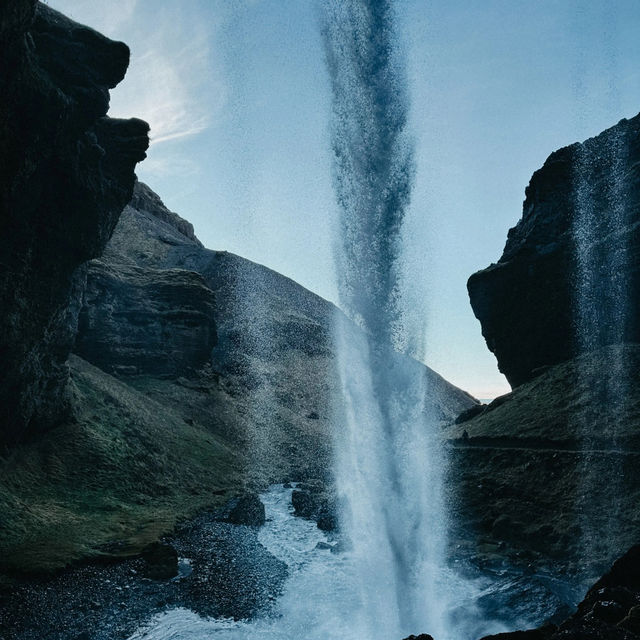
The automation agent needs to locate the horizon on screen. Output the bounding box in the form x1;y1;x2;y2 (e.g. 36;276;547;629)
50;0;640;398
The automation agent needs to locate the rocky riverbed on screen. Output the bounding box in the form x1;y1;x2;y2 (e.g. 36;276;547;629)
0;493;286;640
0;485;589;640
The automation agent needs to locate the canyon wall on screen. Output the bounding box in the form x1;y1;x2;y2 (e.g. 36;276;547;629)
468;114;640;387
0;0;149;443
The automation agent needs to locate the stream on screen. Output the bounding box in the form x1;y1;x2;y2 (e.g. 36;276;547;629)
129;485;580;640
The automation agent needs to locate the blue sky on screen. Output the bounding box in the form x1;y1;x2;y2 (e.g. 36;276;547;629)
50;1;640;398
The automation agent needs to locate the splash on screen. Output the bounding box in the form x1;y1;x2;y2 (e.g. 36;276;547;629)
322;2;451;637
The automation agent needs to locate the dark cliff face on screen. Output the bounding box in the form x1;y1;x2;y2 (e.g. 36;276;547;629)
75;262;216;377
74;181;218;378
479;544;640;640
468;113;640;387
0;1;149;443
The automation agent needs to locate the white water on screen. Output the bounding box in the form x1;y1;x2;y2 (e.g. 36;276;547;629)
129;485;511;640
321;2;475;636
332;318;450;638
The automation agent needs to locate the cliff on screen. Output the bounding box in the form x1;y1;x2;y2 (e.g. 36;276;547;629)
83;180;476;429
0;0;149;444
468;113;640;387
445;114;640;627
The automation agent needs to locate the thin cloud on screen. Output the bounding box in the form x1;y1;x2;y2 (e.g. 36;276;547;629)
49;0;227;175
110;32;217;147
48;0;138;37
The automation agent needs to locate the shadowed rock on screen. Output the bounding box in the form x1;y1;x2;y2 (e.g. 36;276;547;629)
75;261;216;377
227;493;266;527
141;541;178;580
0;0;149;444
478;545;640;640
468;113;640;387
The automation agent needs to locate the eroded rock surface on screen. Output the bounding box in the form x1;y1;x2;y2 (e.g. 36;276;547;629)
75;261;216;377
478;545;640;640
468;113;640;387
0;0;149;443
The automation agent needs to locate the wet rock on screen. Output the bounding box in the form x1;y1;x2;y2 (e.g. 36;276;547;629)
591;600;626;624
618;605;640;635
317;511;338;532
402;635;435;640
478;627;556;640
330;539;353;554
291;485;339;532
141;542;178;580
478;545;640;640
291;488;317;519
227;493;266;527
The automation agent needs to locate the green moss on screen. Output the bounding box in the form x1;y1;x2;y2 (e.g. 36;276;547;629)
0;356;242;574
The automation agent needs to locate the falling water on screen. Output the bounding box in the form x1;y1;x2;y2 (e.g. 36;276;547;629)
322;2;451;637
572;123;631;576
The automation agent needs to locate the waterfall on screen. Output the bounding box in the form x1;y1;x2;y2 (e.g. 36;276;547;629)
322;2;450;637
571;124;631;576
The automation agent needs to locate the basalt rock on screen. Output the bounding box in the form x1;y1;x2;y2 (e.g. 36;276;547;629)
227;493;266;527
140;541;178;580
75;261;216;377
0;1;149;443
468;113;640;387
478;545;640;640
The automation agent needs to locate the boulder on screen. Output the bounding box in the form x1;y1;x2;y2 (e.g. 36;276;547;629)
141;542;178;580
227;494;266;527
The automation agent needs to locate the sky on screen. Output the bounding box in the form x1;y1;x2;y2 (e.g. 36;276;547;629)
49;0;640;399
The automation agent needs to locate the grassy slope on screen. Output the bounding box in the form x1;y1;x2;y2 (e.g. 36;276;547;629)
0;356;241;574
446;344;640;446
445;344;640;577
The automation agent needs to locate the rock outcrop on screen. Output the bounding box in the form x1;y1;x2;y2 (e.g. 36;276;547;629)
479;544;640;640
450;114;640;621
0;1;149;444
75;261;216;377
468;113;640;387
446;347;640;576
